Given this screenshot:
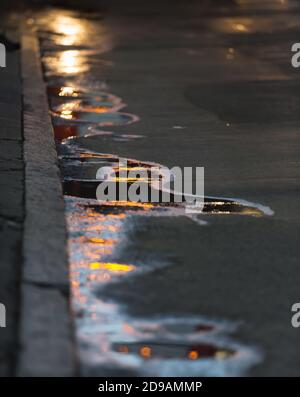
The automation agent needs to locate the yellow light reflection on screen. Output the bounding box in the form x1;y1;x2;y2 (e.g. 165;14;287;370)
109;201;154;209
234;23;247;32
211;18;252;34
60;109;73;120
215;351;228;360
58;50;89;74
116;167;148;172
79;153;112;159
112;177;150;182
88;237;116;245
89;262;136;272
57;102;78;112
226;47;235;60
59;87;78;97
207;201;263;216
54;15;84;46
54;100;117;114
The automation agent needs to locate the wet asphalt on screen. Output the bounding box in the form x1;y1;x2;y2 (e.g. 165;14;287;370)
35;0;300;376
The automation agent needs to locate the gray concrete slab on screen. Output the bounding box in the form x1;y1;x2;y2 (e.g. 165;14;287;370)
0;11;23;376
17;27;75;377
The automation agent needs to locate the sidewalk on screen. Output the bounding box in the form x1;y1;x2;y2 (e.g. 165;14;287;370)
0;9;23;376
0;3;74;377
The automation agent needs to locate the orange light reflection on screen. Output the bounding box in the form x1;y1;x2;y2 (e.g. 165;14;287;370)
140;346;152;359
188;350;199;360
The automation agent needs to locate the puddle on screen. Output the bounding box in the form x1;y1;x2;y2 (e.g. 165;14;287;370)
51;99;125;115
63;176;269;217
48;86;122;101
34;10;113;53
35;8;269;376
113;341;235;360
59;147;272;217
110;319;234;361
53;125;145;144
66;195;260;376
42;52;113;77
52;111;139;125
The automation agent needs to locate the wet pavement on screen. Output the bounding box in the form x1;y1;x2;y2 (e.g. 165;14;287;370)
31;0;300;376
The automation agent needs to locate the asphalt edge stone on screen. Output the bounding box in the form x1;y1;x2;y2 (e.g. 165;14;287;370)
17;22;75;376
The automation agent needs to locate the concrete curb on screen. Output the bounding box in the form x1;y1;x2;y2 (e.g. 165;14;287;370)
17;23;75;376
